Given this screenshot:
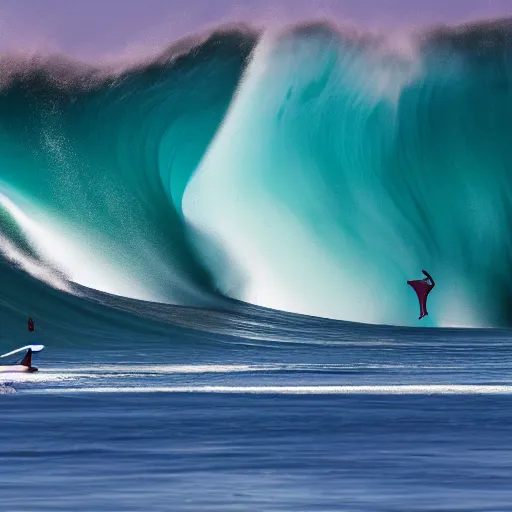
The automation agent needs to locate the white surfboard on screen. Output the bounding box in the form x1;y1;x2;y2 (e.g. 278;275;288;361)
0;345;45;373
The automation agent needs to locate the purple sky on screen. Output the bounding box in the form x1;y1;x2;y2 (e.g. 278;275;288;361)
0;0;511;60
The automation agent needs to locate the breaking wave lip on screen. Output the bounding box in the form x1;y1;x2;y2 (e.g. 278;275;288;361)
26;385;512;395
0;25;259;312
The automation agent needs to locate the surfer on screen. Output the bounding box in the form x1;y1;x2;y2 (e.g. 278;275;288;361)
407;270;435;320
28;317;34;332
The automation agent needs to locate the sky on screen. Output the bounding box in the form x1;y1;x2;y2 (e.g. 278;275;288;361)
0;0;511;60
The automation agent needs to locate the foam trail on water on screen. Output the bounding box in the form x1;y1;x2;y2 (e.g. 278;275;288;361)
30;385;512;395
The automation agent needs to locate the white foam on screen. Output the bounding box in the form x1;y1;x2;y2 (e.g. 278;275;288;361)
0;385;16;394
0;371;99;384
30;384;512;395
33;363;463;375
0;232;71;292
57;364;268;374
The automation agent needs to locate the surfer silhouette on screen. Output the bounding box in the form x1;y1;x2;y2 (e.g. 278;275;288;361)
28;317;34;332
407;270;435;320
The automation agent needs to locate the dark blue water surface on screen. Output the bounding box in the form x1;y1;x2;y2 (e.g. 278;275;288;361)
1;302;512;511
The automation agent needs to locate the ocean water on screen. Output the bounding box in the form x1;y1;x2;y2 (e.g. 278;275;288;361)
2;299;512;511
1;15;512;511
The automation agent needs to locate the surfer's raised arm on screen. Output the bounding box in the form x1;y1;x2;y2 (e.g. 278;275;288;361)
422;270;435;287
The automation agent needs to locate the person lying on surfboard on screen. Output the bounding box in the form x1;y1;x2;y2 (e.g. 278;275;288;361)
28;317;34;332
407;270;435;320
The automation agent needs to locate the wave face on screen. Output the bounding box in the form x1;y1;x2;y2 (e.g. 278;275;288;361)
1;20;512;328
0;29;257;308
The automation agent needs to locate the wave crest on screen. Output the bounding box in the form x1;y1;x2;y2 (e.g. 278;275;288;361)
1;19;512;328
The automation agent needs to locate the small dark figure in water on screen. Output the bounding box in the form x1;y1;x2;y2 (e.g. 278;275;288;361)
28;317;34;332
407;270;435;320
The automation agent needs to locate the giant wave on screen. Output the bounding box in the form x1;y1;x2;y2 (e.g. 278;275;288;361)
0;18;511;329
